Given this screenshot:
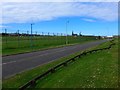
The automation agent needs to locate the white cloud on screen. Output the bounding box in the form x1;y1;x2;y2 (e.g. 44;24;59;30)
1;0;120;2
0;25;10;28
82;18;96;22
1;2;118;24
0;25;10;27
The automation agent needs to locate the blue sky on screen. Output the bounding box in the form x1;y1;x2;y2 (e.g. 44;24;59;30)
1;2;118;36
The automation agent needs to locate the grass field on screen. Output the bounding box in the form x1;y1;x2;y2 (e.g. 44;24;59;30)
2;35;97;55
2;38;118;89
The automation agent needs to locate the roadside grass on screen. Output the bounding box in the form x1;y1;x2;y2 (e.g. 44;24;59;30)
35;39;118;88
2;48;86;88
2;39;118;88
2;36;97;55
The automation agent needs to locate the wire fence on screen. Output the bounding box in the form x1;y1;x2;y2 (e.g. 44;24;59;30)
2;29;68;50
1;29;68;36
1;29;99;55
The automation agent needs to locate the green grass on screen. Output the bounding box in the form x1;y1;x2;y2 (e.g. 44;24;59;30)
38;49;118;88
2;36;97;55
2;48;84;89
2;39;118;89
35;39;118;88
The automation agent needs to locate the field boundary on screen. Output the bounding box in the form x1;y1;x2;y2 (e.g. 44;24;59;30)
19;40;115;89
2;39;99;57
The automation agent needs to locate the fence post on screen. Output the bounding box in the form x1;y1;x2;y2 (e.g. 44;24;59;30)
63;62;67;66
27;31;29;40
53;33;54;36
36;31;37;36
30;24;33;50
48;32;49;36
72;58;75;61
51;68;55;73
78;55;81;58
30;80;36;88
42;32;44;36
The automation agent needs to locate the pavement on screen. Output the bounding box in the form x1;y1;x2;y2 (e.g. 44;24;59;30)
2;40;108;79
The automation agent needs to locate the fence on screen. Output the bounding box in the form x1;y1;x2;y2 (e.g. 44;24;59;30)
2;30;67;49
1;29;71;36
19;40;115;89
1;30;68;54
2;29;99;56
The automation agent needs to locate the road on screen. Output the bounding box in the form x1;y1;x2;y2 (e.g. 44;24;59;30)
2;40;108;79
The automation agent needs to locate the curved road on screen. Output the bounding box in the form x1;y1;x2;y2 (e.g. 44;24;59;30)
2;40;108;79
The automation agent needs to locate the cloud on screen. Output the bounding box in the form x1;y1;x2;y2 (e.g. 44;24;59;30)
82;18;96;22
1;2;118;24
1;0;119;2
0;25;10;28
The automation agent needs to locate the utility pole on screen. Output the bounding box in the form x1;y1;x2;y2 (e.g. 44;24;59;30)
66;20;69;45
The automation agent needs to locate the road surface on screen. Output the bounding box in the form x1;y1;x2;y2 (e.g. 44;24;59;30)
2;40;108;79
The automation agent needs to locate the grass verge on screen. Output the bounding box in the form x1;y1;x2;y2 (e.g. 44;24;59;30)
2;36;97;55
35;39;118;88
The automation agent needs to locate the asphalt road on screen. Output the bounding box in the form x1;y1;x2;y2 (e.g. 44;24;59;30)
2;40;108;79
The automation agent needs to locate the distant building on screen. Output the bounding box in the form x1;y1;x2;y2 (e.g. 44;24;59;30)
72;31;78;37
79;32;82;36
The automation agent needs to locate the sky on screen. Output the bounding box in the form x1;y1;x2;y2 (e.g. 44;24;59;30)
0;1;118;36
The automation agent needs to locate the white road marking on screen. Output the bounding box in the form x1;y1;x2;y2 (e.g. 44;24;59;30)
2;48;72;65
3;61;16;65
